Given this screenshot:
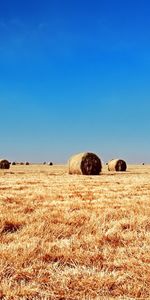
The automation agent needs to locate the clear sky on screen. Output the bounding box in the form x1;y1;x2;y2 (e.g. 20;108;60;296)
0;0;150;163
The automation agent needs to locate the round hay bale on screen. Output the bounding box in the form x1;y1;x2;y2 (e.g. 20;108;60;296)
43;162;46;165
20;162;24;165
108;159;127;171
0;159;10;169
25;162;29;165
12;162;16;165
49;162;53;166
68;152;102;175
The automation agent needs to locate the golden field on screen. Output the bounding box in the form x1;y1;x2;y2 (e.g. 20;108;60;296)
0;164;150;300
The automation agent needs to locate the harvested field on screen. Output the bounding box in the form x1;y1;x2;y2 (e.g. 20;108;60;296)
0;164;150;299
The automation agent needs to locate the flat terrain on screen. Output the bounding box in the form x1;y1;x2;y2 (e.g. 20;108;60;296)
0;164;150;299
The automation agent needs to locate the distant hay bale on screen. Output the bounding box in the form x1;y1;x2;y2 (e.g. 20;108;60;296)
49;162;53;166
108;159;127;171
25;162;29;165
0;159;10;169
142;163;145;165
43;162;46;165
12;162;16;165
68;152;102;175
20;162;24;165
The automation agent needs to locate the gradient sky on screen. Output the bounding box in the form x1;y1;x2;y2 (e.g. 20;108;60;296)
0;0;150;163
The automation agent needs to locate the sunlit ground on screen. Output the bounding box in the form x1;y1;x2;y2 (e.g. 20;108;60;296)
0;164;150;299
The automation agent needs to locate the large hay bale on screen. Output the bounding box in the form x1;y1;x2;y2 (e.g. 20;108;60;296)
68;152;102;175
0;159;10;169
12;162;16;165
48;162;53;166
25;162;30;165
108;159;127;171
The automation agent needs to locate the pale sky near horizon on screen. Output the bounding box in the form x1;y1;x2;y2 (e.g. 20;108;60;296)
0;0;150;163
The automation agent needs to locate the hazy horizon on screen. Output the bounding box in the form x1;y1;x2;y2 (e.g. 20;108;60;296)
0;0;150;164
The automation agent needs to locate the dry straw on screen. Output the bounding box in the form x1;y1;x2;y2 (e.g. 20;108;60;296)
0;159;10;169
108;159;127;171
68;152;102;175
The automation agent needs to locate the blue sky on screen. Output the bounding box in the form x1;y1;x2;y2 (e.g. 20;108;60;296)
0;0;150;163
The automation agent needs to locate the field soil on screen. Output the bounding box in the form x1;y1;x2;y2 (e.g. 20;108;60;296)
0;164;150;299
